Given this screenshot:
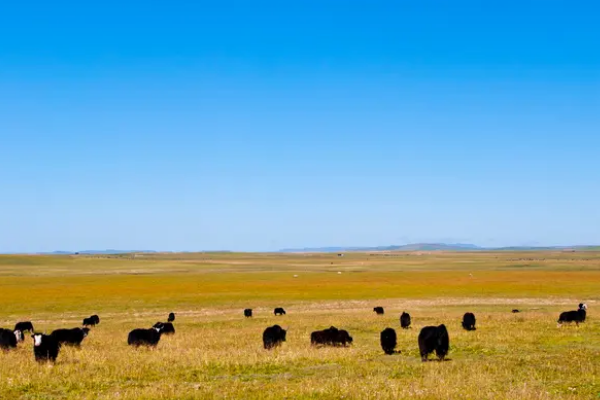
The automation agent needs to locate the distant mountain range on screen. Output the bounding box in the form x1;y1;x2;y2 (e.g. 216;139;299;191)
39;250;158;255
4;244;597;255
278;243;599;253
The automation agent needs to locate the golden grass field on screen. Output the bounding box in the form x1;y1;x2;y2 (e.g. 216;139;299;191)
0;251;599;399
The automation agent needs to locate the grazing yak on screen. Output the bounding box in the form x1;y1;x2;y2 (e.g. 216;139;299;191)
462;312;477;331
418;324;449;362
83;315;100;327
15;321;35;333
400;312;411;329
373;307;384;315
336;329;353;346
128;324;165;347
274;307;286;316
558;303;587;327
32;333;61;363
262;325;287;349
0;328;23;350
51;328;90;346
153;322;175;335
512;309;520;313
311;326;353;347
310;328;333;346
314;327;338;345
244;309;253;318
168;313;175;323
380;328;397;355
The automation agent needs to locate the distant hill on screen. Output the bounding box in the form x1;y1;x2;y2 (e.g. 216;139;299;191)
37;250;157;255
4;244;597;256
492;245;599;251
278;243;482;253
278;243;600;253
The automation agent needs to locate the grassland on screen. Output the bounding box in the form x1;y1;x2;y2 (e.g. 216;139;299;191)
0;251;599;399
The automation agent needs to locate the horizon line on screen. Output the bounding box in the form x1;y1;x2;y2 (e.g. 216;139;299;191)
1;242;599;255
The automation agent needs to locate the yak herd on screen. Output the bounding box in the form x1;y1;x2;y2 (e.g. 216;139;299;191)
0;303;588;364
261;308;448;362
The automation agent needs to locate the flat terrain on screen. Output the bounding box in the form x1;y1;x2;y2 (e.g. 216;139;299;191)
0;251;599;399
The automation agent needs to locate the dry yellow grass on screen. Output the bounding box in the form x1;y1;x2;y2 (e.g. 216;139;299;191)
0;251;598;399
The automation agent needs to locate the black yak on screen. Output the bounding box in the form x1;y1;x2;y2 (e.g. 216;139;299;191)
512;309;520;313
14;321;34;333
274;307;286;316
51;328;90;346
128;324;165;347
558;303;587;327
262;325;287;349
32;333;61;363
400;312;411;329
153;322;175;335
311;326;353;347
311;326;339;346
373;307;384;315
310;328;333;346
244;309;253;318
168;313;175;323
380;328;397;355
418;324;449;362
0;328;22;350
336;329;353;346
462;312;476;331
83;315;100;327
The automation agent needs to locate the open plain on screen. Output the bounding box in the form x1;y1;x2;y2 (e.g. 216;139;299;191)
0;251;599;399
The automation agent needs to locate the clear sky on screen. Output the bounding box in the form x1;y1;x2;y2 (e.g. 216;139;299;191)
1;1;599;252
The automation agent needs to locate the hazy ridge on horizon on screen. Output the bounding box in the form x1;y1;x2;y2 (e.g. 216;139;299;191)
278;243;600;253
3;243;599;255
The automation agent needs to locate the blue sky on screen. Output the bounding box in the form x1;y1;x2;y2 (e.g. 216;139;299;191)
1;1;599;252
